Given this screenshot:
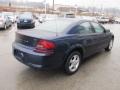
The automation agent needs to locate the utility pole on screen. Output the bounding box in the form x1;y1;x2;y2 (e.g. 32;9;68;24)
44;0;47;16
75;4;78;16
9;2;11;7
53;0;54;13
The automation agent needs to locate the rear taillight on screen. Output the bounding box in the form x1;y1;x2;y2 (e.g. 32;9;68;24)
34;39;56;54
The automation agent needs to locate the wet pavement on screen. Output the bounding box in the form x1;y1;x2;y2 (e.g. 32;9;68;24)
0;23;120;90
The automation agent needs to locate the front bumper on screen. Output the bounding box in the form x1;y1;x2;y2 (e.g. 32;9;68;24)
13;43;63;69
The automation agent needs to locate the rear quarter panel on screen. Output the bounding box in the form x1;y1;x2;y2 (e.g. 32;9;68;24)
51;34;86;65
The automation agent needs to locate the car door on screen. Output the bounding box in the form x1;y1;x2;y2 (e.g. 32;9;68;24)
90;22;109;50
68;21;98;57
78;22;100;57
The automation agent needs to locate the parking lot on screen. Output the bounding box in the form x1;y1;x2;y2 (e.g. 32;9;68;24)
0;23;120;90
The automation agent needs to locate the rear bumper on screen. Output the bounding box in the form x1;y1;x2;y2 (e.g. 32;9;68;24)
17;23;35;28
12;43;64;69
0;23;4;28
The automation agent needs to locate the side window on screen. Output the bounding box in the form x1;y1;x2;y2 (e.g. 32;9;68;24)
68;25;83;34
69;22;94;34
79;22;93;34
91;22;104;33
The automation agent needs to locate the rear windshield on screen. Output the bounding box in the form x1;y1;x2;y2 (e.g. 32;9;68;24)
66;14;75;18
19;14;33;19
37;20;73;33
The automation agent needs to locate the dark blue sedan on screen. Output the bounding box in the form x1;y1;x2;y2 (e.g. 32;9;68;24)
13;19;114;74
17;13;35;29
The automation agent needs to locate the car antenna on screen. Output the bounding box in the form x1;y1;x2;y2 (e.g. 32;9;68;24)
55;16;58;36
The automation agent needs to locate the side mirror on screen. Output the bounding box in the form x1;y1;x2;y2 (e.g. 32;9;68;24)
105;29;110;33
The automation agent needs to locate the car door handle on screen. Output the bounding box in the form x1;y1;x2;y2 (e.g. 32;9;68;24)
84;39;93;45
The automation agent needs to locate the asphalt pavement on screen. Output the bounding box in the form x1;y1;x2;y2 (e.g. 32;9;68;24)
0;23;120;90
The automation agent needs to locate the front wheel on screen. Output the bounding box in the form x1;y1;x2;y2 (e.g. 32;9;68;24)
64;51;81;75
105;39;114;51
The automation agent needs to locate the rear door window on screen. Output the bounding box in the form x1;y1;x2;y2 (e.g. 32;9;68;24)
69;22;94;34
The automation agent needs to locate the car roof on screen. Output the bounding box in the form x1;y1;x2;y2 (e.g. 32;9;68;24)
36;18;81;33
36;18;96;33
52;18;98;33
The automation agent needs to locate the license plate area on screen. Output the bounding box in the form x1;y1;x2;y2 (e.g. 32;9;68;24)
14;49;24;61
24;20;27;23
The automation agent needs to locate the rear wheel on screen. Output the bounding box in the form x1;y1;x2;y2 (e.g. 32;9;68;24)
105;39;114;51
64;51;81;75
17;26;21;29
31;24;35;28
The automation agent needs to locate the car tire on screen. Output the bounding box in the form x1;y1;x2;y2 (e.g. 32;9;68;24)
17;26;21;29
64;51;81;75
31;24;35;28
105;39;114;51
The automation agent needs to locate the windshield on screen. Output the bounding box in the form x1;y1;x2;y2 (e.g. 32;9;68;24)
37;20;73;33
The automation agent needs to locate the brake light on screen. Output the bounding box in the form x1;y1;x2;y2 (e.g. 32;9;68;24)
34;39;56;53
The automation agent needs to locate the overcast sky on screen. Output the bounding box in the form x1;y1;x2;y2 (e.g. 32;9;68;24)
17;0;120;8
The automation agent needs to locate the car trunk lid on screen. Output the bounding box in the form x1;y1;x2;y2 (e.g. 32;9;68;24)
15;29;58;47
